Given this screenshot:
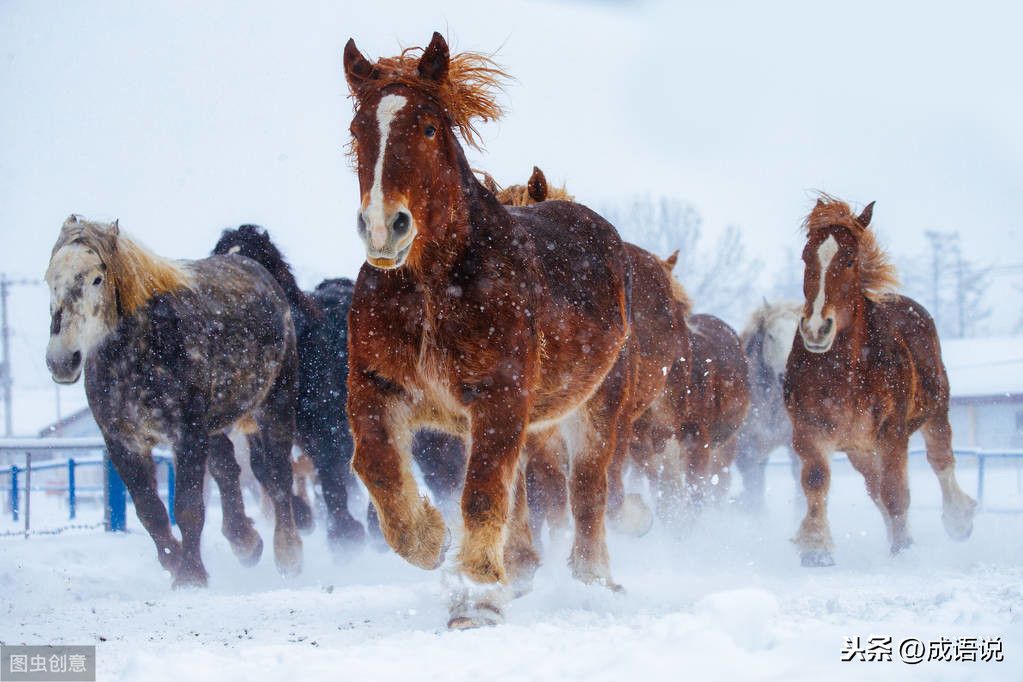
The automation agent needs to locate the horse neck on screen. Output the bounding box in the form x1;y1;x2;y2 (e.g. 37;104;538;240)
828;294;869;366
411;154;507;295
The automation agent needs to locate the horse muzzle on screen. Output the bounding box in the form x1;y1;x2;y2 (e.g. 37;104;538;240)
359;208;416;270
798;316;835;354
46;349;82;384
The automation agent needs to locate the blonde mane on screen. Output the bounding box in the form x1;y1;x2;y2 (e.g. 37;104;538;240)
51;216;193;316
740;300;802;346
492;166;575;206
803;195;899;302
350;42;508;150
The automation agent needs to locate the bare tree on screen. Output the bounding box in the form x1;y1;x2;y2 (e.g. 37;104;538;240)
897;230;991;338
603;196;762;325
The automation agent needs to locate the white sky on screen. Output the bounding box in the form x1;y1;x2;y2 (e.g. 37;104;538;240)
1;0;1021;433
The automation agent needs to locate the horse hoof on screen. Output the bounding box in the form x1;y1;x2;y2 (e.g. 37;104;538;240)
800;549;835;567
172;566;209;589
943;505;976;541
447;604;503;630
292;495;315;535
274;531;304;578
608;493;653;537
231;532;264;568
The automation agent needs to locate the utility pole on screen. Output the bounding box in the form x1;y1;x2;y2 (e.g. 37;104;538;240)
1;274;10;436
0;274;44;437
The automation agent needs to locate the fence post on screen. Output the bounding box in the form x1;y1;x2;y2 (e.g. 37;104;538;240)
68;458;76;520
166;459;175;526
976;453;986;510
9;464;17;521
104;450;126;532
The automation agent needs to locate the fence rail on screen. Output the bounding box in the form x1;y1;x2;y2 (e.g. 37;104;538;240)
0;437;174;537
2;439;1022;537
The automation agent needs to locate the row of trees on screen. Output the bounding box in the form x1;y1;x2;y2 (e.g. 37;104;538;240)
604;196;995;338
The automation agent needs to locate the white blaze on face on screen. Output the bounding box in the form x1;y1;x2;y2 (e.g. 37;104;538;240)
806;235;839;334
366;94;407;250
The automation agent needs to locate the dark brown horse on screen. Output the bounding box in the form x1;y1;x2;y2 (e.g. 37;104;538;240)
784;196;976;566
343;33;637;628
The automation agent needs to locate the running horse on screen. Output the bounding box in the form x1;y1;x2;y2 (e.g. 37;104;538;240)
45;216;302;586
735;300;803;509
785;196;976;566
343;33;639;628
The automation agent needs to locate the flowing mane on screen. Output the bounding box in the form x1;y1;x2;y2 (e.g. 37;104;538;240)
496;181;574;206
803;195;899;302
51;216;193;316
347;40;508;149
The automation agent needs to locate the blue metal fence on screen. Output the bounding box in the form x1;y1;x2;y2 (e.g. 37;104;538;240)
1;438;174;535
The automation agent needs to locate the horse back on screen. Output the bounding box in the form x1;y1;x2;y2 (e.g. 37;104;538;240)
868;294;950;415
684;314;751;443
87;255;296;442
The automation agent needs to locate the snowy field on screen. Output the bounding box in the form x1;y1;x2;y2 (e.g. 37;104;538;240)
2;455;1021;681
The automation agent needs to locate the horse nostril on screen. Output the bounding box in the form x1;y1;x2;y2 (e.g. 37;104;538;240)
357;212;368;237
391;211;411;237
70;351;81;369
822;318;833;335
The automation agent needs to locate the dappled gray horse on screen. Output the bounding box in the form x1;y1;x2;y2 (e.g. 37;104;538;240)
45;216;302;587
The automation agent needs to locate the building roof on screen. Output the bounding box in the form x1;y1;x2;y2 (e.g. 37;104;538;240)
942;336;1023;399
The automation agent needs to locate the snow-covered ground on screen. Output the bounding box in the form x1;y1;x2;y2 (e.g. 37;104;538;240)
2;456;1021;681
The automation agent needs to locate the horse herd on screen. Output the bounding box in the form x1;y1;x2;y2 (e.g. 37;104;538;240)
43;32;977;629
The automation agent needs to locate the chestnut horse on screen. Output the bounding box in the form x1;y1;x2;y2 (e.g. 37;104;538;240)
344;33;638;627
784;196;976;566
489;167;688;541
624;252;749;523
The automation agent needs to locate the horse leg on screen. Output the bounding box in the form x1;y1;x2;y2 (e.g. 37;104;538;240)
921;417;976;540
606;416;653;537
299;431;365;554
709;434;738;505
503;461;540;597
248;420;303;576
349;382;446;570
171;430;211;588
846;448;889;534
448;403;527;629
206;434;263;566
792;428;834;566
525;427;569;550
104;438;182;576
567;371;627;590
288;451;314;535
878;434;912;554
682;427;714;515
735;432;768;511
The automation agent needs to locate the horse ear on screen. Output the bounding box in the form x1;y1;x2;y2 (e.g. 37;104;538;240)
664;250;679;270
65;214;79;225
109;218;120;235
418;32;450;82
480;171;498;194
527;166;548;203
343;38;377;97
856;201;875;228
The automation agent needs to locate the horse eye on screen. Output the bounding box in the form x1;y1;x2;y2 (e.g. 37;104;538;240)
92;276;103;286
844;259;855;268
424;125;436;139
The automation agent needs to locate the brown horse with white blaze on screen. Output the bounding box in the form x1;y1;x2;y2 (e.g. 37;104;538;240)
784;196;976;566
343;33;634;628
